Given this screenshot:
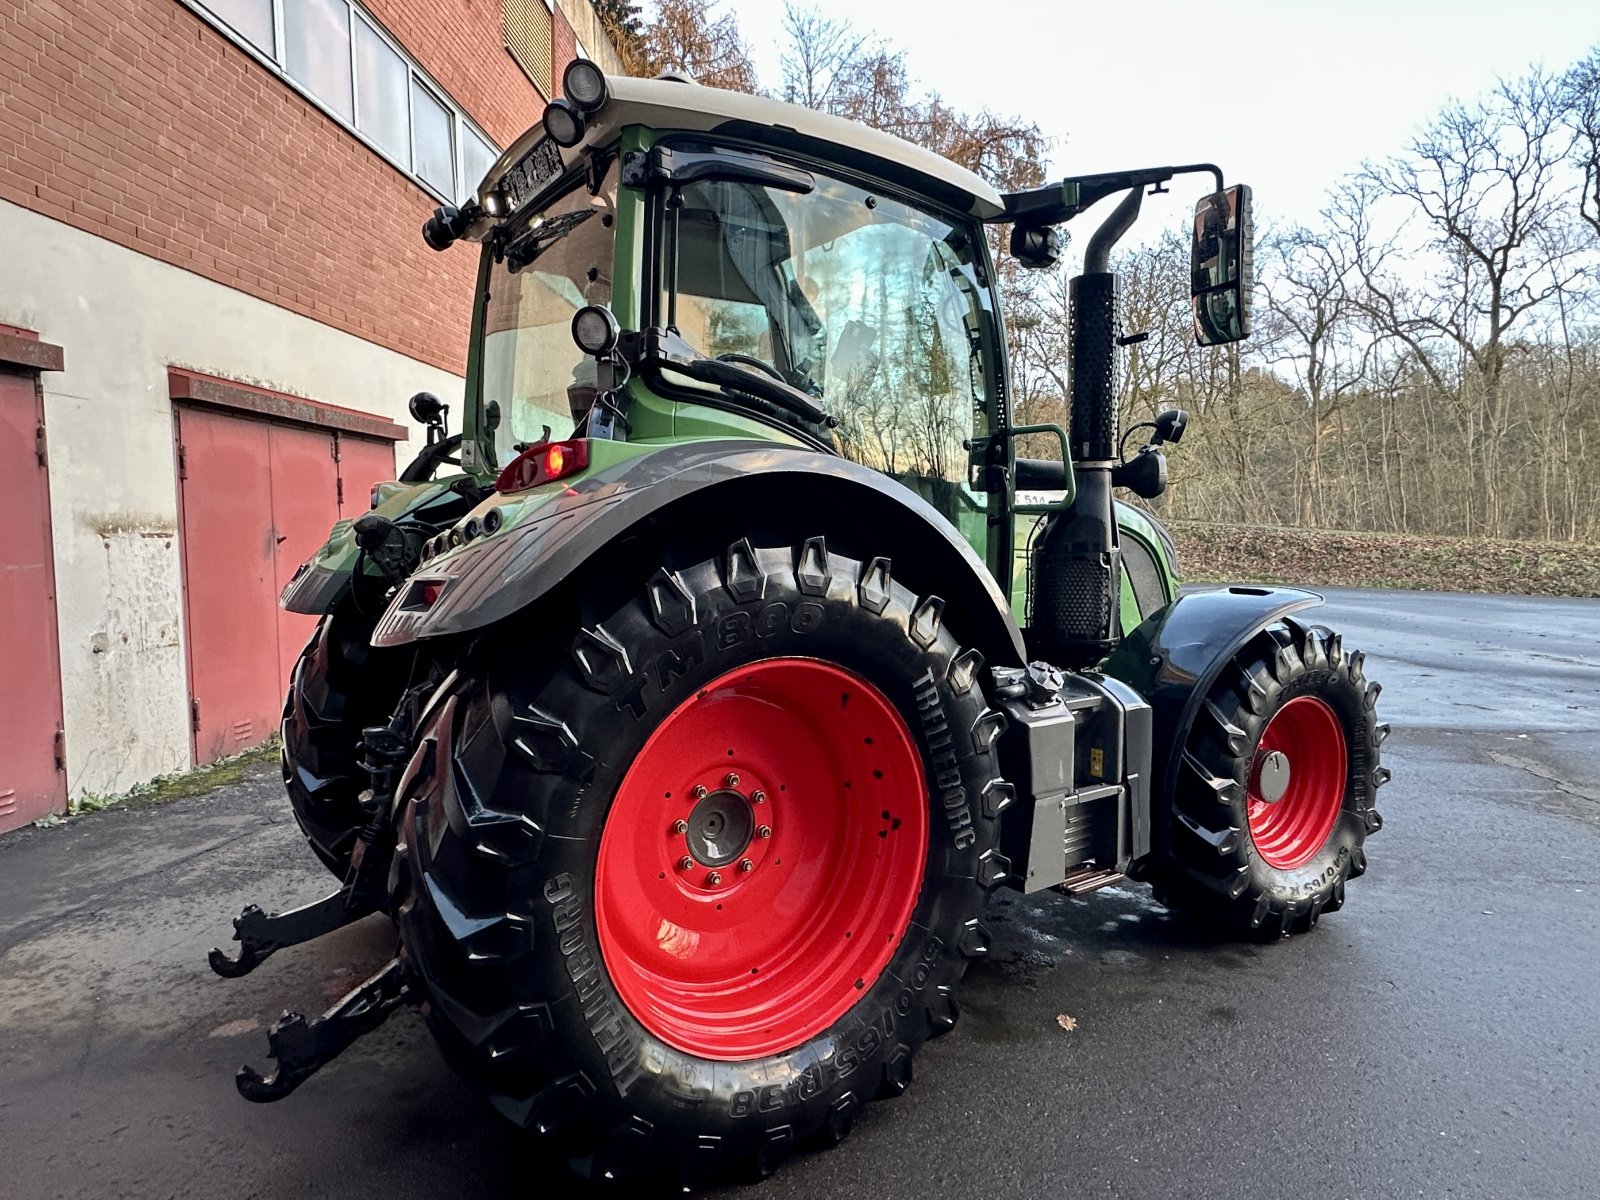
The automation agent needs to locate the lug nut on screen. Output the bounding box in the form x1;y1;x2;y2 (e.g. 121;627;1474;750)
725;772;740;788
751;789;766;804
757;825;772;839
678;856;694;870
738;858;754;873
671;819;689;834
692;784;709;799
707;871;723;886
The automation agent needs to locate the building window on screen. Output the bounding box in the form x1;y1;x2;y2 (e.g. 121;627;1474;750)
503;0;553;98
411;79;455;197
203;0;274;53
185;0;501;204
353;15;409;165
282;0;354;124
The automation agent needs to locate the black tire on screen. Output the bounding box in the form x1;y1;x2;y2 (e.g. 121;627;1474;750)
390;536;1012;1186
281;592;412;877
1147;618;1388;936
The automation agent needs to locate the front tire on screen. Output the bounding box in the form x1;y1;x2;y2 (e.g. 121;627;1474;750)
1147;618;1388;935
391;537;1012;1185
281;592;410;877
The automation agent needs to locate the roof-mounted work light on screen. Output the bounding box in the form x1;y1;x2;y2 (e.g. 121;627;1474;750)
562;59;608;112
542;98;586;148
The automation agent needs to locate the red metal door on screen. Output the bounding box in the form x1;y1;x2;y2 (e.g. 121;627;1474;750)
178;408;399;765
336;432;397;519
0;369;67;832
268;423;341;691
177;406;286;763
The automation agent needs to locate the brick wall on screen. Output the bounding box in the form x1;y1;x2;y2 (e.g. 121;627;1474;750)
0;0;588;376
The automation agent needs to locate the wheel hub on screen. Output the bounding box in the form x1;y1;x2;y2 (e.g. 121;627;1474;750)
685;789;755;867
1251;749;1292;804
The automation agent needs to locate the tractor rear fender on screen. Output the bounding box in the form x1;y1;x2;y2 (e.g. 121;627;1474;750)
370;439;1027;666
1100;585;1324;867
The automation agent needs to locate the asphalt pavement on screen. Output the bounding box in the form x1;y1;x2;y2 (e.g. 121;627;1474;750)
2;586;1597;1199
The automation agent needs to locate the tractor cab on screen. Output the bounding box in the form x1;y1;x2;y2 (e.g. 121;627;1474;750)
419;64;1250;651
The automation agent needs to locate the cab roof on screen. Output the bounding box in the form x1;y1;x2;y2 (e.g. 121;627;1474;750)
477;73;1006;223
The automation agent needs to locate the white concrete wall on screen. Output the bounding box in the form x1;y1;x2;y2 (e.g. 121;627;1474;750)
1;198;464;799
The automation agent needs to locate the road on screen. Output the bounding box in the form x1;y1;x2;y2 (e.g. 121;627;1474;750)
2;587;1597;1199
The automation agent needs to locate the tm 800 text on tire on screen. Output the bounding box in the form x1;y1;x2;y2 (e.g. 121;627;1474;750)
390;536;1013;1185
1148;617;1389;935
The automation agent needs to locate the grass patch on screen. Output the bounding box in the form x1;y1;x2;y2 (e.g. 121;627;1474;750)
57;739;281;822
1169;521;1600;598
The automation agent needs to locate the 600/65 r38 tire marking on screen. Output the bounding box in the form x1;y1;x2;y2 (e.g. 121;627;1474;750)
389;536;1011;1185
596;658;929;1060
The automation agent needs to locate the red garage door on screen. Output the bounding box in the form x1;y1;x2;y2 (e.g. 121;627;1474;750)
176;403;396;764
0;367;67;832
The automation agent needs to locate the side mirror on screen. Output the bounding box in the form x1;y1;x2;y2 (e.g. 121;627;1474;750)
1190;184;1253;345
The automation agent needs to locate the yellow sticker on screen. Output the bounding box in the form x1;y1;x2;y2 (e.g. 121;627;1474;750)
1089;747;1105;777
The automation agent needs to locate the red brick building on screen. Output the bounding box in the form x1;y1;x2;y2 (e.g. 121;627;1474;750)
0;0;619;830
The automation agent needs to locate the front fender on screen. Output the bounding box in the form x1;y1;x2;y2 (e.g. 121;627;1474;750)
370;439;1026;665
279;478;463;615
1101;585;1323;843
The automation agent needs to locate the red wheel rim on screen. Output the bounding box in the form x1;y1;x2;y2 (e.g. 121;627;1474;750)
595;658;929;1060
1245;695;1348;871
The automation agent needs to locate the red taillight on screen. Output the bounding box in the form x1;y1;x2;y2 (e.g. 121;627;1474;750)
402;577;447;611
495;438;590;494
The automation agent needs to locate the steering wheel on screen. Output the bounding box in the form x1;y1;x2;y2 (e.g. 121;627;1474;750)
398;433;463;483
716;352;788;384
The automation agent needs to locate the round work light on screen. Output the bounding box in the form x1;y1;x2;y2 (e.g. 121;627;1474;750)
562;59;608;112
542;99;586;148
571;305;621;356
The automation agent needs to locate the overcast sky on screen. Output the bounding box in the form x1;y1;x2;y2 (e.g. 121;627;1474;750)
736;0;1599;237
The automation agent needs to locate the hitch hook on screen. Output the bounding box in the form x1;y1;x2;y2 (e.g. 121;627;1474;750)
208;890;376;978
237;957;413;1102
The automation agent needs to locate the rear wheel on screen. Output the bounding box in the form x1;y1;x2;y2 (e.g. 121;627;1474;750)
1148;618;1388;935
391;537;1012;1185
281;592;410;877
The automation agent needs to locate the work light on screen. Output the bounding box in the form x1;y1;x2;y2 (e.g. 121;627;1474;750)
542;99;586;148
571;304;620;356
563;59;608;112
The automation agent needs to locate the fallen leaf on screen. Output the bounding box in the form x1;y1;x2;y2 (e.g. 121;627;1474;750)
1056;1013;1078;1032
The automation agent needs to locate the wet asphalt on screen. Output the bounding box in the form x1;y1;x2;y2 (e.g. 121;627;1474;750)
1;586;1597;1200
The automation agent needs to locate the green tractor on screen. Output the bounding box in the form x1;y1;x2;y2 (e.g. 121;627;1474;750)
214;62;1388;1186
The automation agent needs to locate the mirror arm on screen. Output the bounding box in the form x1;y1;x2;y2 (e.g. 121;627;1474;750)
996;164;1224;226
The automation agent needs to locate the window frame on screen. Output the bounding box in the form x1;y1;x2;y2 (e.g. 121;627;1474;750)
179;0;503;205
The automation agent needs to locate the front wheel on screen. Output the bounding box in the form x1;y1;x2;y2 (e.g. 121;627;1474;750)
1146;618;1388;935
281;592;410;877
391;537;1012;1185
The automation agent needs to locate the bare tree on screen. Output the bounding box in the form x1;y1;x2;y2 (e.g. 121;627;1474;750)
779;3;870;111
1564;47;1600;240
1354;68;1586;535
634;0;759;93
